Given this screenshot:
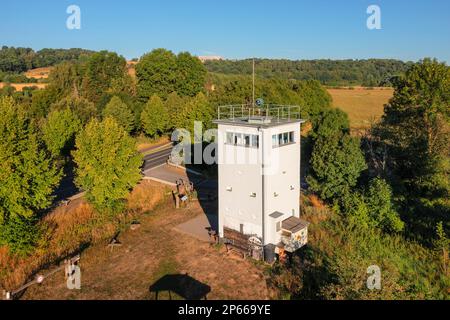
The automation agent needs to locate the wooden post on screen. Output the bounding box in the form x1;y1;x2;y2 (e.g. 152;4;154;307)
175;192;180;209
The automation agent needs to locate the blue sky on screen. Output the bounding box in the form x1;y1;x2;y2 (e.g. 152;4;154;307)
1;0;449;62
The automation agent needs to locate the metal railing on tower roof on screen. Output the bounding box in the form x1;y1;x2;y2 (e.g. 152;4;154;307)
216;104;301;123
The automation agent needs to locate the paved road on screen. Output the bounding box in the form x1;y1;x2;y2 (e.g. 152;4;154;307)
142;145;173;171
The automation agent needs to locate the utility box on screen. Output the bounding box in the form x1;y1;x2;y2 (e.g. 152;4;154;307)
214;105;308;261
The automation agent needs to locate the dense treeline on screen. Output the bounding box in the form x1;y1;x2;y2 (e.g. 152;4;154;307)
0;46;94;73
205;58;412;86
0;48;202;256
369;59;450;244
270;58;449;299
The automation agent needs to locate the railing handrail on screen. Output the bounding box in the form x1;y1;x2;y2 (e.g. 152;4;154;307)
216;104;301;121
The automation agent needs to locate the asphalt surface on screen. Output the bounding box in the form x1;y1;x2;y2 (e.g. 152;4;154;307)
142;145;173;171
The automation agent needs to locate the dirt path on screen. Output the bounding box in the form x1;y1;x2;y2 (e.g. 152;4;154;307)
21;196;271;300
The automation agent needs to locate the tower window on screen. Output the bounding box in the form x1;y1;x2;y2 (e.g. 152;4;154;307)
289;131;295;143
283;132;289;144
234;133;242;145
226;132;233;144
272;134;278;147
225;132;259;148
273;131;296;148
252;135;259;147
244;134;251;147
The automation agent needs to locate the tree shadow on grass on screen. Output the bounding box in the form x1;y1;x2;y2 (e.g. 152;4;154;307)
149;274;211;300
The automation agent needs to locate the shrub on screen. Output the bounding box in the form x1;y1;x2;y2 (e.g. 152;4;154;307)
0;216;42;255
307;134;367;201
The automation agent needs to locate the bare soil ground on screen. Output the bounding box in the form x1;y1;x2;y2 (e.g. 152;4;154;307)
20;191;270;300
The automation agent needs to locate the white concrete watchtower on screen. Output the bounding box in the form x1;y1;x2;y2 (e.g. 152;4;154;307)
214;104;309;262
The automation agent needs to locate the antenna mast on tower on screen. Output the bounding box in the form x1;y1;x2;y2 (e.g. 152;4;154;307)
252;58;255;107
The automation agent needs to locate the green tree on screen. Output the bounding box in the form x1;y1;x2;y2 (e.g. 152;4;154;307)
136;49;177;101
46;61;84;101
0;97;61;253
29;88;58;118
379;59;449;197
181;92;214;136
307;134;367;201
51;95;97;125
102;96;135;133
341;178;404;233
292;80;332;123
311;108;350;139
136;49;207;101
176;52;207;96
373;59;450;243
365;178;404;232
339;190;371;229
72;118;143;211
42;108;82;158
81;51;128;103
140;95;168;137
108;74;136;97
165;91;186;130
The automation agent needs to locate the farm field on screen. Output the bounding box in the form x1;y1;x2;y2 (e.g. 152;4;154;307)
326;87;394;129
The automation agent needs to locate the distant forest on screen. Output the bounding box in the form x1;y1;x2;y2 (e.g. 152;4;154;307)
1;46;413;87
205;58;413;87
0;46;94;73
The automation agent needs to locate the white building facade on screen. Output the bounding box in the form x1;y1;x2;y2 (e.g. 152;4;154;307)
214;106;309;262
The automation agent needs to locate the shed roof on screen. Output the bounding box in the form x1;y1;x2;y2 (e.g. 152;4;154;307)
282;216;310;233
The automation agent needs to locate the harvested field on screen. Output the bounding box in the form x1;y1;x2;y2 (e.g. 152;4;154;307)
327;87;393;129
0;82;47;91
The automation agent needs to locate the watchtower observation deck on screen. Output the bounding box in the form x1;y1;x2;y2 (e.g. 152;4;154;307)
215;104;303;127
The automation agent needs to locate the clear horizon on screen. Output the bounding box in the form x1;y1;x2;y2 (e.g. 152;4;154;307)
1;0;449;63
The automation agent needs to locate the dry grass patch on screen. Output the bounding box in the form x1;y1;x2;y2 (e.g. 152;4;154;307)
0;181;169;293
327;87;393;129
19;196;270;300
127;180;169;213
0;82;48;91
136;135;170;152
24;67;53;79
